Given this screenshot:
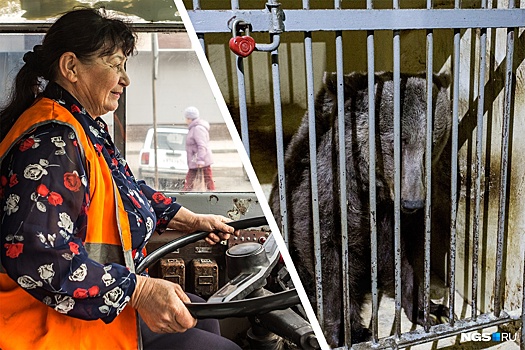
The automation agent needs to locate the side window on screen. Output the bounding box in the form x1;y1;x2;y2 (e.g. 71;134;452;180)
0;34;44;107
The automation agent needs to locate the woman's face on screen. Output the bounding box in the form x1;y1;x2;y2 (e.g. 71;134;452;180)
74;49;130;117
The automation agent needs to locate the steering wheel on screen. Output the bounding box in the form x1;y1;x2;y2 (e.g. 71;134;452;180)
136;216;299;316
136;216;319;349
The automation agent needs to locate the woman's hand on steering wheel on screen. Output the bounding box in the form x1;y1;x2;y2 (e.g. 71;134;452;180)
167;207;239;245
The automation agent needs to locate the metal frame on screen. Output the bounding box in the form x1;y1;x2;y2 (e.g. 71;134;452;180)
187;9;525;32
0;22;187;33
188;1;524;349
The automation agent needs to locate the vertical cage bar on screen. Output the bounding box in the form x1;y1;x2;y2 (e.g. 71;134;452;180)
448;0;461;326
235;57;250;156
302;0;323;327
472;0;488;320
494;0;515;317
392;0;403;340
423;3;434;330
190;0;206;52
392;32;402;337
302;0;310;9
334;1;350;345
366;0;380;344
335;28;352;349
230;0;250;156
271;36;289;247
197;34;205;54
367;59;380;345
304;30;324;325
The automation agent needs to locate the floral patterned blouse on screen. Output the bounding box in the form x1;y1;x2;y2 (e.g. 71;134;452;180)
0;83;181;323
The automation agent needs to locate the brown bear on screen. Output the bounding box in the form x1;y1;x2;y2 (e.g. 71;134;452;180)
270;71;452;347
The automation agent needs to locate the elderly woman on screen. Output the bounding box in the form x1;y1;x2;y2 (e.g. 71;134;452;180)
183;106;215;191
0;8;241;350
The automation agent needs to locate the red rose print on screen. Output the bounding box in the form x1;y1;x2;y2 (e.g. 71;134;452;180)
112;158;119;167
4;243;23;258
69;242;80;255
64;172;82;192
73;288;89;299
88;285;100;297
9;174;17;187
152;192;166;204
0;176;7;186
19;138;35;151
47;192;63;206
95;144;103;154
36;184;50;197
163;197;172;205
71;104;81;113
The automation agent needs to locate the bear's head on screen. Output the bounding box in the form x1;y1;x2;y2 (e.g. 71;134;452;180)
323;71;451;213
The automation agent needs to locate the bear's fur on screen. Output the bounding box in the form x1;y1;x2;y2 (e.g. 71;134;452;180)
270;71;452;347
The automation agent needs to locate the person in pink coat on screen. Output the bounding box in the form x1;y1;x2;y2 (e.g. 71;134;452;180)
183;106;215;191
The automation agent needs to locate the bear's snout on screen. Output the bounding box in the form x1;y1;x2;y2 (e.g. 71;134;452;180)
401;199;425;213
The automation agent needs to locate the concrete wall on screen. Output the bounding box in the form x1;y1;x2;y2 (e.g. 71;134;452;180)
126;33;226;126
454;25;525;315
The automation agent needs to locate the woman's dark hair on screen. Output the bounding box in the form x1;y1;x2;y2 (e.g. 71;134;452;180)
0;8;137;140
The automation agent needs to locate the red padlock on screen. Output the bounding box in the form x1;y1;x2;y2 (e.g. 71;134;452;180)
229;35;256;58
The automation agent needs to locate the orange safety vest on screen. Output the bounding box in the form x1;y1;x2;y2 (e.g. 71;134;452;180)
0;98;140;349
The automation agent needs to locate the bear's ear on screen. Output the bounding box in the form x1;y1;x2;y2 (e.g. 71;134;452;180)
322;71;338;95
322;71;368;98
433;72;451;89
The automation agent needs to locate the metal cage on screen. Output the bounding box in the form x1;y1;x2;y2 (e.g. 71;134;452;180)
186;1;525;349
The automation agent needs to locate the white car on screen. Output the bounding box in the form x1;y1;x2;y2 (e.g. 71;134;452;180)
138;127;188;190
